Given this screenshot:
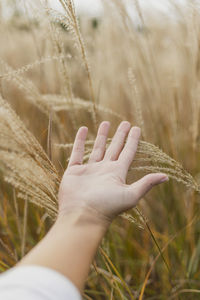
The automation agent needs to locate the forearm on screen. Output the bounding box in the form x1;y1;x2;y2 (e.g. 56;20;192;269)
17;121;167;295
18;211;107;292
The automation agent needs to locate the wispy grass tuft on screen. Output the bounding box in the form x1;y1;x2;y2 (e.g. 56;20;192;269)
1;0;200;298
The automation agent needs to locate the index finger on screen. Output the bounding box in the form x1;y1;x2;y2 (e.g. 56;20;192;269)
118;126;141;177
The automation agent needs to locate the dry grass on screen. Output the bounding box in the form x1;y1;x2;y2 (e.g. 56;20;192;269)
0;0;200;299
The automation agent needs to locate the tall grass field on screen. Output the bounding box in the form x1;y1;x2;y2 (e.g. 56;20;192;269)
0;1;200;299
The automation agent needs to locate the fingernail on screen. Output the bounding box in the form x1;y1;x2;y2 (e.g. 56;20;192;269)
159;176;169;183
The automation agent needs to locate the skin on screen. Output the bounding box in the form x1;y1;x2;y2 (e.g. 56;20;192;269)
18;121;168;292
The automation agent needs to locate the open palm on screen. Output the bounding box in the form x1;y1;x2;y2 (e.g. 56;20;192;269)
58;121;168;224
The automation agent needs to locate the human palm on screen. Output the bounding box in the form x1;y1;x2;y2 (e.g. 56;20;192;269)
58;121;168;224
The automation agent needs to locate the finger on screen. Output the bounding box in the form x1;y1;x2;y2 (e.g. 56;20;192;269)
104;121;131;161
127;173;169;207
89;121;110;163
68;126;88;166
118;126;141;177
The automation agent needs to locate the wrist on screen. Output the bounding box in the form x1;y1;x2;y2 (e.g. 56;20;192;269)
57;204;112;230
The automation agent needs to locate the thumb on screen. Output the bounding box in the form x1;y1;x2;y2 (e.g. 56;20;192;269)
128;173;169;206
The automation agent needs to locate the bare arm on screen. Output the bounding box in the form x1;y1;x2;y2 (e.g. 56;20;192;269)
18;121;168;292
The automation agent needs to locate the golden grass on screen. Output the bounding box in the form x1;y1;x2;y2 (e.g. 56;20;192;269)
0;0;200;299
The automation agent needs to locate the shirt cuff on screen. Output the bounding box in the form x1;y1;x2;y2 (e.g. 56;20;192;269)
0;265;81;300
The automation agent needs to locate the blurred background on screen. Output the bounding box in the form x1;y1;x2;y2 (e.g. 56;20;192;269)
0;1;200;299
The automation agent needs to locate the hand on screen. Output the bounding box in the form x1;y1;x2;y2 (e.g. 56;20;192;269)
58;121;168;226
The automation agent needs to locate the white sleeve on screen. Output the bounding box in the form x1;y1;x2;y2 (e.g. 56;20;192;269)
0;265;81;300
